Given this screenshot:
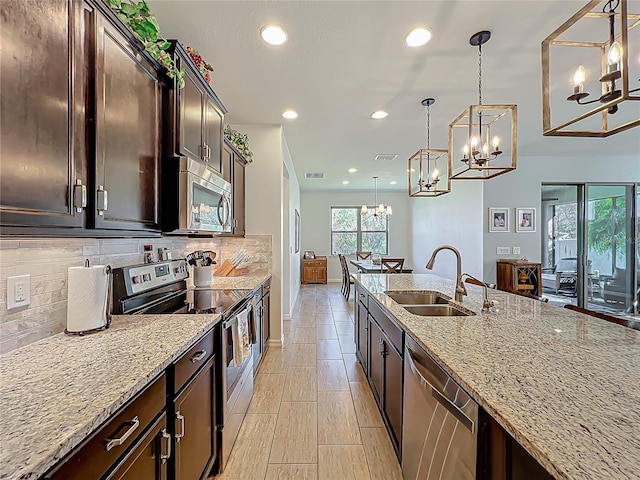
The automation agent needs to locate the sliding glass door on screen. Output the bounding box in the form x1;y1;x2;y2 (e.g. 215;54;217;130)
585;185;638;315
541;183;638;317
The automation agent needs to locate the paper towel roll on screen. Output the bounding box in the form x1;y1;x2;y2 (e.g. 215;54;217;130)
66;265;110;334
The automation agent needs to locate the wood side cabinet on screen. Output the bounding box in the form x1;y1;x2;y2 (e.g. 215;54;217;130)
497;260;542;297
302;256;328;284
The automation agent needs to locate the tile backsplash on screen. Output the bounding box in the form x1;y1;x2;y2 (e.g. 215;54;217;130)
0;235;272;354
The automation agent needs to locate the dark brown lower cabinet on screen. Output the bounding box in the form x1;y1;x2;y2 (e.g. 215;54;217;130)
172;355;217;480
368;316;403;456
105;413;170;480
355;298;369;373
478;411;554;480
45;374;167;480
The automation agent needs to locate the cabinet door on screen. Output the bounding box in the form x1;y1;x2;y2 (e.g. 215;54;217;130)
94;12;160;231
174;356;216;480
0;0;87;229
105;414;169;480
316;264;327;283
178;66;205;161
232;154;246;236
383;343;403;453
355;302;369;373
302;264;315;283
262;291;270;348
204;97;223;174
222;141;233;183
368;318;384;405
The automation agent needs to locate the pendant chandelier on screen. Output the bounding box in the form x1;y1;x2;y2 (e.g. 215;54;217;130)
542;0;639;137
408;98;452;197
361;176;392;216
449;31;517;180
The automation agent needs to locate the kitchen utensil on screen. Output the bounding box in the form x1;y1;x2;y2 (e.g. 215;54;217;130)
194;266;213;287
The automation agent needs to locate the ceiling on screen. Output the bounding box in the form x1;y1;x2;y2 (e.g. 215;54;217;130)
148;0;640;192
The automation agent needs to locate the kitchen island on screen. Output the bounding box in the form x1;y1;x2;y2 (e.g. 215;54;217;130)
354;273;640;479
0;273;271;480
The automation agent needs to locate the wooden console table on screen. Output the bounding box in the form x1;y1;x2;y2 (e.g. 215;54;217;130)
497;259;542;297
302;256;327;284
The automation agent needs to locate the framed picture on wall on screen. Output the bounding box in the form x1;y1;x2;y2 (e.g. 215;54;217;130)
489;207;509;232
516;207;536;232
295;209;301;253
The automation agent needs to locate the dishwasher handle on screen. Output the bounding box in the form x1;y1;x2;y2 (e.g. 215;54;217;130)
406;349;476;434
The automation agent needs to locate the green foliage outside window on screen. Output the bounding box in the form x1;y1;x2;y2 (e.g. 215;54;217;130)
331;207;388;255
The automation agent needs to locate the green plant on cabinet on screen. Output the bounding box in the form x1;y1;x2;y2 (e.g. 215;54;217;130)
106;0;185;87
224;125;254;162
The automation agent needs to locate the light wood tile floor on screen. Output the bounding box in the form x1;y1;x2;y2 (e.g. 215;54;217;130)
214;284;402;480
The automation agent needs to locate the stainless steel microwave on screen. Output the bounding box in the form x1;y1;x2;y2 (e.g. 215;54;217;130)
163;157;232;235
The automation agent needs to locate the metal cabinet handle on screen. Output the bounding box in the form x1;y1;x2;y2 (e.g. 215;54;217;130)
73;180;87;212
207;145;212;159
190;350;207;363
378;339;385;356
97;185;108;215
160;428;171;463
105;416;140;451
175;411;185;441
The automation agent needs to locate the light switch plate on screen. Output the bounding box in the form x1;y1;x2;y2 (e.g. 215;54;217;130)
497;247;511;255
7;274;31;310
513;247;521;255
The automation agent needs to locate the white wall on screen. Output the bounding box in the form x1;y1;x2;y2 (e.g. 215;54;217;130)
482;155;640;284
300;191;412;281
410;181;484;281
236;124;301;343
237;124;283;344
283;133;301;314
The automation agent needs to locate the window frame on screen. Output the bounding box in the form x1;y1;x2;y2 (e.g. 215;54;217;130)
331;206;389;255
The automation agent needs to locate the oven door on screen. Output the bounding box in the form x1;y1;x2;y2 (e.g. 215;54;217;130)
178;159;232;233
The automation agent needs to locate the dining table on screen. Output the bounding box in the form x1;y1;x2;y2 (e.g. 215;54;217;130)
349;259;414;274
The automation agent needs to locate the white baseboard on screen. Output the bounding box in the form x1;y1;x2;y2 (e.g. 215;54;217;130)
282;314;291;320
328;278;342;283
267;338;282;347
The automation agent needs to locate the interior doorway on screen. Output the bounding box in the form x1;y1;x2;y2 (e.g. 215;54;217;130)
541;183;639;317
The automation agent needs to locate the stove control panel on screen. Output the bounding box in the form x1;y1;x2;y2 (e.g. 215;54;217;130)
125;259;189;295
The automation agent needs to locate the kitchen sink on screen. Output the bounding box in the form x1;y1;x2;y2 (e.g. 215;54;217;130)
403;305;474;317
386;292;449;305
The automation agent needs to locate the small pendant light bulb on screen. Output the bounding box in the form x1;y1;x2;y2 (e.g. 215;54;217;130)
608;41;622;66
573;65;586;87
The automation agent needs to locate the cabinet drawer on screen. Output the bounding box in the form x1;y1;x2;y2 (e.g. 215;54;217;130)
46;373;166;480
369;300;403;354
174;330;214;393
356;285;369;309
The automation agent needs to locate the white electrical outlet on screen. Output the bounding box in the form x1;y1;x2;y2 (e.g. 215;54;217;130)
513;247;521;255
497;247;511;255
7;274;30;310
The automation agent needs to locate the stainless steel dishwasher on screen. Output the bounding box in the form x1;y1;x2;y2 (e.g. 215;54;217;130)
402;337;478;480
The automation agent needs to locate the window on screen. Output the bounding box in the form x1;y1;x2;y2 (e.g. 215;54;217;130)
331;207;388;255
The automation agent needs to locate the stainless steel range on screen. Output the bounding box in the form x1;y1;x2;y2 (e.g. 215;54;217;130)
111;259;256;472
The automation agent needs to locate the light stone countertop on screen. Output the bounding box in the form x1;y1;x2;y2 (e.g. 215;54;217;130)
0;271;271;479
354;273;640;480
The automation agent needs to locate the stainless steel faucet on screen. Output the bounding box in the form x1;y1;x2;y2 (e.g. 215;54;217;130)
425;245;467;302
461;273;495;312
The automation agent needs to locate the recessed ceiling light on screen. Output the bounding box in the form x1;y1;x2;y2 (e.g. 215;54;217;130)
282;109;298;119
261;25;288;45
348;168;358;173
342;180;350;185
390;181;398;185
405;28;432;47
371;110;388;119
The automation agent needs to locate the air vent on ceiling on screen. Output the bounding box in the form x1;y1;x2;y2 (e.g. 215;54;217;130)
304;172;325;179
374;154;398;162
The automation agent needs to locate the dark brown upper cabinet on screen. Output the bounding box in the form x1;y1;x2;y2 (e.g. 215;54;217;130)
1;0;163;235
165;42;227;176
0;0;88;230
223;139;248;237
91;3;162;232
